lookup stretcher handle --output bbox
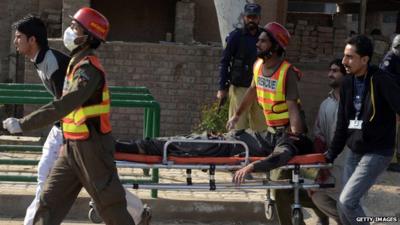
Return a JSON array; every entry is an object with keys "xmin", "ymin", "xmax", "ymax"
[{"xmin": 162, "ymin": 139, "xmax": 250, "ymax": 165}]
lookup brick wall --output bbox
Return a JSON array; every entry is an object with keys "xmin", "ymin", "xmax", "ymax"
[
  {"xmin": 24, "ymin": 40, "xmax": 330, "ymax": 139},
  {"xmin": 24, "ymin": 40, "xmax": 222, "ymax": 139},
  {"xmin": 286, "ymin": 20, "xmax": 347, "ymax": 64}
]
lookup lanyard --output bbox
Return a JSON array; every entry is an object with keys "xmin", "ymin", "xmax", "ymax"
[{"xmin": 353, "ymin": 75, "xmax": 367, "ymax": 119}]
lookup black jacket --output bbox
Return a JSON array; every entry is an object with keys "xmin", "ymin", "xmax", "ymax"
[
  {"xmin": 34, "ymin": 47, "xmax": 70, "ymax": 99},
  {"xmin": 328, "ymin": 66, "xmax": 400, "ymax": 160}
]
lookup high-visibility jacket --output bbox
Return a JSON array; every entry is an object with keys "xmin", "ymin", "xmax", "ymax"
[
  {"xmin": 62, "ymin": 55, "xmax": 111, "ymax": 140},
  {"xmin": 253, "ymin": 58, "xmax": 301, "ymax": 127}
]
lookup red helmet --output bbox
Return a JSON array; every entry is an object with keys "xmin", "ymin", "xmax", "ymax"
[
  {"xmin": 263, "ymin": 22, "xmax": 290, "ymax": 49},
  {"xmin": 73, "ymin": 7, "xmax": 109, "ymax": 42}
]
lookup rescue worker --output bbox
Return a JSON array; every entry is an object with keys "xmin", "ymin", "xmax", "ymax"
[
  {"xmin": 228, "ymin": 22, "xmax": 327, "ymax": 225},
  {"xmin": 12, "ymin": 15, "xmax": 69, "ymax": 225},
  {"xmin": 3, "ymin": 7, "xmax": 146, "ymax": 225},
  {"xmin": 380, "ymin": 34, "xmax": 400, "ymax": 172},
  {"xmin": 217, "ymin": 3, "xmax": 267, "ymax": 132}
]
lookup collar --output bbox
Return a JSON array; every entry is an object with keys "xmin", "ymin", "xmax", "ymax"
[
  {"xmin": 241, "ymin": 26, "xmax": 261, "ymax": 37},
  {"xmin": 328, "ymin": 90, "xmax": 339, "ymax": 101},
  {"xmin": 33, "ymin": 47, "xmax": 49, "ymax": 65},
  {"xmin": 69, "ymin": 47, "xmax": 95, "ymax": 70}
]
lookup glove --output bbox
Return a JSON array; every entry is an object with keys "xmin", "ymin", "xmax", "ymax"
[
  {"xmin": 323, "ymin": 151, "xmax": 334, "ymax": 164},
  {"xmin": 2, "ymin": 117, "xmax": 22, "ymax": 134}
]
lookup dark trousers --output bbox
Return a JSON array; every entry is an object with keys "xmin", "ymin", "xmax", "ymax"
[{"xmin": 33, "ymin": 131, "xmax": 134, "ymax": 225}]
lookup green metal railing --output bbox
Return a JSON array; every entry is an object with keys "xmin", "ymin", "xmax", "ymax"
[{"xmin": 0, "ymin": 83, "xmax": 160, "ymax": 197}]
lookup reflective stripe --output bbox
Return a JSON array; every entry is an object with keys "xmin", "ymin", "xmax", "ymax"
[
  {"xmin": 254, "ymin": 59, "xmax": 293, "ymax": 126},
  {"xmin": 63, "ymin": 122, "xmax": 89, "ymax": 133},
  {"xmin": 73, "ymin": 102, "xmax": 110, "ymax": 125},
  {"xmin": 62, "ymin": 55, "xmax": 111, "ymax": 140},
  {"xmin": 63, "ymin": 131, "xmax": 89, "ymax": 140}
]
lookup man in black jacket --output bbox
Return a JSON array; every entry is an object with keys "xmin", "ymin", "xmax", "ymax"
[
  {"xmin": 12, "ymin": 15, "xmax": 69, "ymax": 225},
  {"xmin": 325, "ymin": 35, "xmax": 400, "ymax": 225}
]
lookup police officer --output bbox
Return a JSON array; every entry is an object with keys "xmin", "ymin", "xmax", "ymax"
[
  {"xmin": 217, "ymin": 3, "xmax": 267, "ymax": 132},
  {"xmin": 12, "ymin": 15, "xmax": 69, "ymax": 225},
  {"xmin": 380, "ymin": 34, "xmax": 400, "ymax": 172},
  {"xmin": 3, "ymin": 8, "xmax": 136, "ymax": 225}
]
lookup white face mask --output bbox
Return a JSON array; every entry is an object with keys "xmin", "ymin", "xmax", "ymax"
[{"xmin": 63, "ymin": 27, "xmax": 79, "ymax": 52}]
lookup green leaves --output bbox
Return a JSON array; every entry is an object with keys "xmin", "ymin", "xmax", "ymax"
[{"xmin": 193, "ymin": 100, "xmax": 229, "ymax": 134}]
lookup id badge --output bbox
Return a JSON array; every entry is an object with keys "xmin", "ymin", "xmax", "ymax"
[{"xmin": 348, "ymin": 119, "xmax": 363, "ymax": 129}]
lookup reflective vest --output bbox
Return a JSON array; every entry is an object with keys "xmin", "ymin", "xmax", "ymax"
[
  {"xmin": 253, "ymin": 59, "xmax": 301, "ymax": 127},
  {"xmin": 62, "ymin": 55, "xmax": 111, "ymax": 140}
]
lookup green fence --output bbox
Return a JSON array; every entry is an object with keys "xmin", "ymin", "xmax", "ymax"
[{"xmin": 0, "ymin": 83, "xmax": 160, "ymax": 197}]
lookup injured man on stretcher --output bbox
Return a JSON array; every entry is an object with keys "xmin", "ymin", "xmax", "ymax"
[{"xmin": 115, "ymin": 129, "xmax": 314, "ymax": 173}]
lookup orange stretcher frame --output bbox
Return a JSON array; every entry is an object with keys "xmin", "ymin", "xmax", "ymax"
[
  {"xmin": 114, "ymin": 152, "xmax": 326, "ymax": 166},
  {"xmin": 113, "ymin": 140, "xmax": 333, "ymax": 225}
]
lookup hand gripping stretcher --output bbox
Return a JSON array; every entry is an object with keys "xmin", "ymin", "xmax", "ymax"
[{"xmin": 91, "ymin": 139, "xmax": 334, "ymax": 225}]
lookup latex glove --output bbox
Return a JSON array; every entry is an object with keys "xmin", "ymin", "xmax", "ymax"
[
  {"xmin": 2, "ymin": 117, "xmax": 22, "ymax": 134},
  {"xmin": 226, "ymin": 115, "xmax": 239, "ymax": 131}
]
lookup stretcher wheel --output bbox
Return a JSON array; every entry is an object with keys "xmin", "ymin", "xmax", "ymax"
[
  {"xmin": 264, "ymin": 200, "xmax": 275, "ymax": 220},
  {"xmin": 291, "ymin": 208, "xmax": 303, "ymax": 225},
  {"xmin": 88, "ymin": 208, "xmax": 103, "ymax": 224}
]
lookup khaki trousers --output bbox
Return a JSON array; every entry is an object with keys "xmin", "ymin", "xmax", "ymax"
[
  {"xmin": 33, "ymin": 130, "xmax": 134, "ymax": 225},
  {"xmin": 272, "ymin": 169, "xmax": 328, "ymax": 225},
  {"xmin": 228, "ymin": 85, "xmax": 268, "ymax": 132}
]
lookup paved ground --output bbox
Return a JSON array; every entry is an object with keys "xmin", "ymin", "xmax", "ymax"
[
  {"xmin": 1, "ymin": 151, "xmax": 400, "ymax": 225},
  {"xmin": 0, "ymin": 218, "xmax": 272, "ymax": 225}
]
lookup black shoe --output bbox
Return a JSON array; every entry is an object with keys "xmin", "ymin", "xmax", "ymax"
[
  {"xmin": 387, "ymin": 163, "xmax": 400, "ymax": 172},
  {"xmin": 316, "ymin": 216, "xmax": 329, "ymax": 225},
  {"xmin": 138, "ymin": 204, "xmax": 152, "ymax": 225}
]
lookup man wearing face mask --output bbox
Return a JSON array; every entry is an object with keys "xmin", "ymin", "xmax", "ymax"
[
  {"xmin": 12, "ymin": 15, "xmax": 69, "ymax": 225},
  {"xmin": 217, "ymin": 3, "xmax": 267, "ymax": 132},
  {"xmin": 3, "ymin": 7, "xmax": 146, "ymax": 225}
]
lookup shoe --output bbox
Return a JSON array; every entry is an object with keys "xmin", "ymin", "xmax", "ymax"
[
  {"xmin": 138, "ymin": 204, "xmax": 152, "ymax": 225},
  {"xmin": 387, "ymin": 163, "xmax": 400, "ymax": 172},
  {"xmin": 316, "ymin": 216, "xmax": 329, "ymax": 225}
]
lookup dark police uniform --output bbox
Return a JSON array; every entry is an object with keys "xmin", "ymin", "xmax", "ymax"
[{"xmin": 219, "ymin": 27, "xmax": 267, "ymax": 131}]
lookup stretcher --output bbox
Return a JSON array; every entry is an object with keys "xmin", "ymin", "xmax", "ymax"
[{"xmin": 91, "ymin": 140, "xmax": 334, "ymax": 225}]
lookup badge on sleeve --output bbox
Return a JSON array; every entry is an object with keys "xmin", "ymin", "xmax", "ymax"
[{"xmin": 77, "ymin": 69, "xmax": 90, "ymax": 87}]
